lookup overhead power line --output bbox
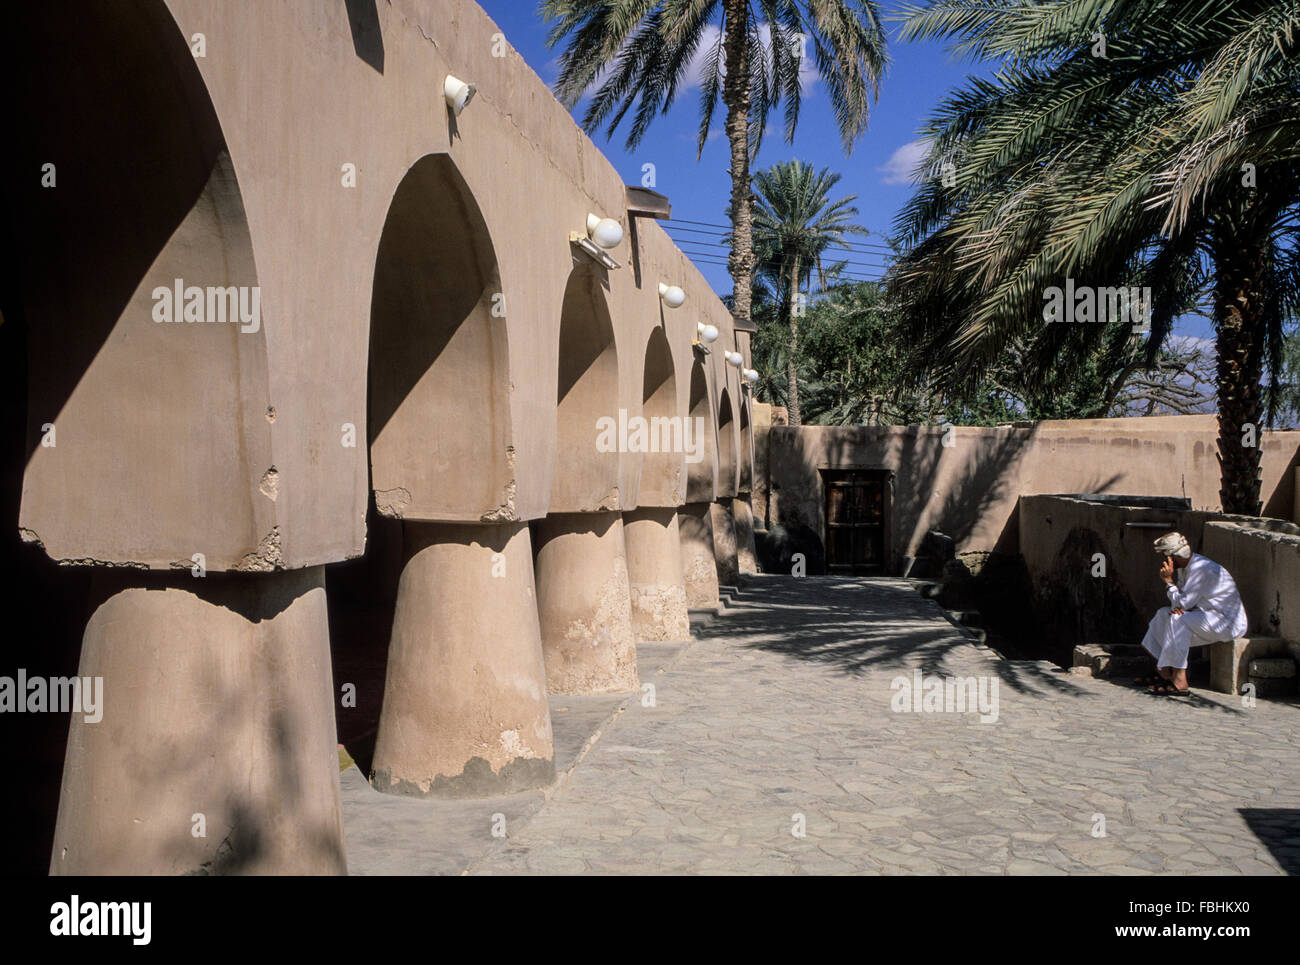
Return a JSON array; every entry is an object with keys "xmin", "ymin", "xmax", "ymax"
[
  {"xmin": 677, "ymin": 242, "xmax": 888, "ymax": 270},
  {"xmin": 664, "ymin": 217, "xmax": 898, "ymax": 256},
  {"xmin": 679, "ymin": 251, "xmax": 886, "ymax": 283},
  {"xmin": 672, "ymin": 241, "xmax": 893, "ymax": 272}
]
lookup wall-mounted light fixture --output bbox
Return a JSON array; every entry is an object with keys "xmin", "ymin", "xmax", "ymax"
[
  {"xmin": 658, "ymin": 283, "xmax": 686, "ymax": 309},
  {"xmin": 587, "ymin": 214, "xmax": 623, "ymax": 249},
  {"xmin": 444, "ymin": 75, "xmax": 477, "ymax": 116},
  {"xmin": 693, "ymin": 322, "xmax": 719, "ymax": 351},
  {"xmin": 743, "ymin": 367, "xmax": 759, "ymax": 384},
  {"xmin": 725, "ymin": 351, "xmax": 744, "ymax": 368},
  {"xmin": 571, "ymin": 213, "xmax": 623, "ymax": 269}
]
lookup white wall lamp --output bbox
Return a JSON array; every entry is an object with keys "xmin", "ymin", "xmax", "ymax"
[
  {"xmin": 571, "ymin": 213, "xmax": 623, "ymax": 269},
  {"xmin": 693, "ymin": 322, "xmax": 719, "ymax": 351},
  {"xmin": 658, "ymin": 282, "xmax": 686, "ymax": 309},
  {"xmin": 587, "ymin": 214, "xmax": 623, "ymax": 249},
  {"xmin": 444, "ymin": 75, "xmax": 477, "ymax": 116},
  {"xmin": 743, "ymin": 367, "xmax": 759, "ymax": 384},
  {"xmin": 725, "ymin": 351, "xmax": 744, "ymax": 368}
]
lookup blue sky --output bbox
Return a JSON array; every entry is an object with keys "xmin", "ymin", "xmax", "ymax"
[{"xmin": 478, "ymin": 1, "xmax": 1216, "ymax": 341}]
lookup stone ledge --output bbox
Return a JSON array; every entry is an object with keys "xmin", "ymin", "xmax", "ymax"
[
  {"xmin": 1249, "ymin": 658, "xmax": 1297, "ymax": 679},
  {"xmin": 1210, "ymin": 637, "xmax": 1291, "ymax": 695}
]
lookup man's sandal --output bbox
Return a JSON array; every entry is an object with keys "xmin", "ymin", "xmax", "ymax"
[{"xmin": 1147, "ymin": 683, "xmax": 1191, "ymax": 696}]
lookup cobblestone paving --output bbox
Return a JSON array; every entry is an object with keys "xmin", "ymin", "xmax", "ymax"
[{"xmin": 468, "ymin": 576, "xmax": 1300, "ymax": 875}]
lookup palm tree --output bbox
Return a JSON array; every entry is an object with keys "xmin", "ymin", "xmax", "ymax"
[
  {"xmin": 751, "ymin": 160, "xmax": 867, "ymax": 424},
  {"xmin": 890, "ymin": 0, "xmax": 1300, "ymax": 514},
  {"xmin": 541, "ymin": 0, "xmax": 887, "ymax": 331}
]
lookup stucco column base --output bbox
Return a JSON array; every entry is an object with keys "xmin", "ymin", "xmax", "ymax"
[
  {"xmin": 623, "ymin": 507, "xmax": 690, "ymax": 641},
  {"xmin": 733, "ymin": 497, "xmax": 758, "ymax": 574},
  {"xmin": 50, "ymin": 567, "xmax": 345, "ymax": 876},
  {"xmin": 711, "ymin": 501, "xmax": 741, "ymax": 586},
  {"xmin": 371, "ymin": 521, "xmax": 555, "ymax": 798},
  {"xmin": 534, "ymin": 511, "xmax": 638, "ymax": 695},
  {"xmin": 678, "ymin": 502, "xmax": 720, "ymax": 608}
]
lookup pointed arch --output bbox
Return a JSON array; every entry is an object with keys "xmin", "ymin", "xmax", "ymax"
[
  {"xmin": 638, "ymin": 326, "xmax": 679, "ymax": 505},
  {"xmin": 550, "ymin": 266, "xmax": 620, "ymax": 512},
  {"xmin": 368, "ymin": 154, "xmax": 511, "ymax": 521},
  {"xmin": 685, "ymin": 360, "xmax": 715, "ymax": 502},
  {"xmin": 718, "ymin": 388, "xmax": 738, "ymax": 498}
]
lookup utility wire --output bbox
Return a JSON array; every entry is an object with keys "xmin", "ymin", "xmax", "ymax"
[
  {"xmin": 673, "ymin": 242, "xmax": 892, "ymax": 272},
  {"xmin": 664, "ymin": 217, "xmax": 898, "ymax": 255},
  {"xmin": 681, "ymin": 252, "xmax": 886, "ymax": 283},
  {"xmin": 679, "ymin": 245, "xmax": 887, "ymax": 272},
  {"xmin": 667, "ymin": 227, "xmax": 893, "ymax": 258}
]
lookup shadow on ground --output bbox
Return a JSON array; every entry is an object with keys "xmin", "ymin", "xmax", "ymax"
[
  {"xmin": 1240, "ymin": 808, "xmax": 1300, "ymax": 875},
  {"xmin": 706, "ymin": 575, "xmax": 1120, "ymax": 702}
]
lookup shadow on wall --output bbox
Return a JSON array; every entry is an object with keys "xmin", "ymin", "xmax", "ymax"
[
  {"xmin": 9, "ymin": 0, "xmax": 231, "ymax": 468},
  {"xmin": 760, "ymin": 424, "xmax": 1042, "ymax": 575},
  {"xmin": 892, "ymin": 425, "xmax": 1046, "ymax": 564},
  {"xmin": 685, "ymin": 359, "xmax": 715, "ymax": 503},
  {"xmin": 774, "ymin": 423, "xmax": 1055, "ymax": 573},
  {"xmin": 0, "ymin": 0, "xmax": 256, "ymax": 875},
  {"xmin": 1030, "ymin": 525, "xmax": 1147, "ymax": 666},
  {"xmin": 552, "ymin": 263, "xmax": 619, "ymax": 512},
  {"xmin": 344, "ymin": 0, "xmax": 384, "ymax": 73},
  {"xmin": 639, "ymin": 326, "xmax": 680, "ymax": 504},
  {"xmin": 325, "ymin": 495, "xmax": 404, "ymax": 777},
  {"xmin": 367, "ymin": 153, "xmax": 511, "ymax": 521},
  {"xmin": 718, "ymin": 388, "xmax": 737, "ymax": 497},
  {"xmin": 1263, "ymin": 442, "xmax": 1300, "ymax": 520}
]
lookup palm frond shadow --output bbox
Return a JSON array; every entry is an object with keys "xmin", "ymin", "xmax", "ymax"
[{"xmin": 706, "ymin": 576, "xmax": 1094, "ymax": 699}]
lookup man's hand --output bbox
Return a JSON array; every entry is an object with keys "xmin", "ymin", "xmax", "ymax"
[{"xmin": 1159, "ymin": 556, "xmax": 1175, "ymax": 584}]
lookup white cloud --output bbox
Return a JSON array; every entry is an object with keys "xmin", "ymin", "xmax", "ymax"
[{"xmin": 877, "ymin": 140, "xmax": 930, "ymax": 186}]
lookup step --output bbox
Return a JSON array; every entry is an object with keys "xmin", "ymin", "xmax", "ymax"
[
  {"xmin": 1072, "ymin": 644, "xmax": 1150, "ymax": 679},
  {"xmin": 1210, "ymin": 637, "xmax": 1291, "ymax": 695},
  {"xmin": 1247, "ymin": 657, "xmax": 1298, "ymax": 698},
  {"xmin": 1249, "ymin": 657, "xmax": 1297, "ymax": 679}
]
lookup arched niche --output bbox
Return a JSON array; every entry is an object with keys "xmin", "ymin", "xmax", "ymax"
[
  {"xmin": 739, "ymin": 396, "xmax": 753, "ymax": 492},
  {"xmin": 367, "ymin": 154, "xmax": 512, "ymax": 521},
  {"xmin": 14, "ymin": 0, "xmax": 272, "ymax": 569},
  {"xmin": 718, "ymin": 388, "xmax": 738, "ymax": 498},
  {"xmin": 549, "ymin": 266, "xmax": 620, "ymax": 512},
  {"xmin": 684, "ymin": 359, "xmax": 715, "ymax": 503},
  {"xmin": 637, "ymin": 327, "xmax": 680, "ymax": 506}
]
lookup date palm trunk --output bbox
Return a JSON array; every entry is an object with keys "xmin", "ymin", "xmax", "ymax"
[
  {"xmin": 1211, "ymin": 221, "xmax": 1267, "ymax": 516},
  {"xmin": 722, "ymin": 0, "xmax": 753, "ymax": 332},
  {"xmin": 786, "ymin": 252, "xmax": 802, "ymax": 426}
]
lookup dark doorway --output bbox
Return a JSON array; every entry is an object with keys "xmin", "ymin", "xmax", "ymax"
[{"xmin": 823, "ymin": 470, "xmax": 890, "ymax": 573}]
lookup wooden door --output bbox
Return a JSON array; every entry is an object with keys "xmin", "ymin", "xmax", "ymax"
[{"xmin": 824, "ymin": 471, "xmax": 887, "ymax": 572}]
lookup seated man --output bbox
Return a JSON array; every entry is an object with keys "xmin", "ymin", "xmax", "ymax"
[{"xmin": 1138, "ymin": 531, "xmax": 1248, "ymax": 695}]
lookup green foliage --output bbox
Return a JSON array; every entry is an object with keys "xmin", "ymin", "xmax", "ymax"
[
  {"xmin": 752, "ymin": 280, "xmax": 1217, "ymax": 426},
  {"xmin": 542, "ymin": 0, "xmax": 888, "ymax": 156},
  {"xmin": 751, "ymin": 159, "xmax": 867, "ymax": 299},
  {"xmin": 890, "ymin": 0, "xmax": 1300, "ymax": 416},
  {"xmin": 1278, "ymin": 321, "xmax": 1300, "ymax": 427}
]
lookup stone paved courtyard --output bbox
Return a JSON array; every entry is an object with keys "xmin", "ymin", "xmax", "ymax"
[{"xmin": 343, "ymin": 575, "xmax": 1300, "ymax": 875}]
